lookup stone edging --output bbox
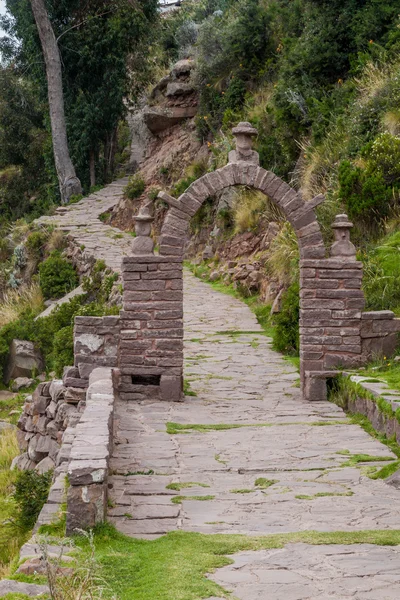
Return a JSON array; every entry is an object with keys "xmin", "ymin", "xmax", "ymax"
[{"xmin": 66, "ymin": 367, "xmax": 115, "ymax": 535}]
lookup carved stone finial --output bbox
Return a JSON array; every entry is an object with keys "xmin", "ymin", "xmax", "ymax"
[
  {"xmin": 331, "ymin": 213, "xmax": 356, "ymax": 259},
  {"xmin": 132, "ymin": 202, "xmax": 155, "ymax": 256},
  {"xmin": 229, "ymin": 121, "xmax": 259, "ymax": 165}
]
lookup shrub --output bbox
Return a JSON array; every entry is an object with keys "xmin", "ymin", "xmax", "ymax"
[
  {"xmin": 38, "ymin": 252, "xmax": 79, "ymax": 300},
  {"xmin": 52, "ymin": 325, "xmax": 74, "ymax": 378},
  {"xmin": 362, "ymin": 231, "xmax": 400, "ymax": 314},
  {"xmin": 272, "ymin": 282, "xmax": 300, "ymax": 355},
  {"xmin": 13, "ymin": 469, "xmax": 52, "ymax": 531},
  {"xmin": 25, "ymin": 230, "xmax": 48, "ymax": 260},
  {"xmin": 124, "ymin": 173, "xmax": 145, "ymax": 200},
  {"xmin": 338, "ymin": 160, "xmax": 391, "ymax": 225}
]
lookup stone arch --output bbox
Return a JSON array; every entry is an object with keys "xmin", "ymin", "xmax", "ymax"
[
  {"xmin": 158, "ymin": 163, "xmax": 326, "ymax": 260},
  {"xmin": 120, "ymin": 123, "xmax": 398, "ymax": 404}
]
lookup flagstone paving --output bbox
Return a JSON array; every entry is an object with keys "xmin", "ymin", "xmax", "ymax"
[
  {"xmin": 108, "ymin": 271, "xmax": 400, "ymax": 598},
  {"xmin": 36, "ymin": 178, "xmax": 132, "ymax": 272}
]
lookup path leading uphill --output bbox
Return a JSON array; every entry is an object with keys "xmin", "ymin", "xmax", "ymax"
[
  {"xmin": 37, "ymin": 178, "xmax": 132, "ymax": 273},
  {"xmin": 109, "ymin": 271, "xmax": 400, "ymax": 600}
]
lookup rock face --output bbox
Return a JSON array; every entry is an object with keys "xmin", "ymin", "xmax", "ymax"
[
  {"xmin": 5, "ymin": 340, "xmax": 44, "ymax": 384},
  {"xmin": 143, "ymin": 106, "xmax": 198, "ymax": 134}
]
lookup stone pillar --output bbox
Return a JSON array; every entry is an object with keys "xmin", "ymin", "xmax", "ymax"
[
  {"xmin": 118, "ymin": 203, "xmax": 183, "ymax": 401},
  {"xmin": 301, "ymin": 214, "xmax": 364, "ymax": 401}
]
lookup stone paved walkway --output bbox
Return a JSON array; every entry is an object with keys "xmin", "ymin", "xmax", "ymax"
[
  {"xmin": 109, "ymin": 271, "xmax": 400, "ymax": 599},
  {"xmin": 37, "ymin": 178, "xmax": 132, "ymax": 273}
]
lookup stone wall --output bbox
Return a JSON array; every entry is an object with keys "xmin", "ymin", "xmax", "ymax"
[
  {"xmin": 66, "ymin": 368, "xmax": 115, "ymax": 535},
  {"xmin": 14, "ymin": 381, "xmax": 84, "ymax": 474},
  {"xmin": 73, "ymin": 315, "xmax": 120, "ymax": 383},
  {"xmin": 118, "ymin": 255, "xmax": 183, "ymax": 402},
  {"xmin": 361, "ymin": 311, "xmax": 400, "ymax": 359}
]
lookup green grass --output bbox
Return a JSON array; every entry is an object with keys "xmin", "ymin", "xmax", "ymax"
[
  {"xmin": 166, "ymin": 482, "xmax": 210, "ymax": 491},
  {"xmin": 295, "ymin": 492, "xmax": 354, "ymax": 500},
  {"xmin": 0, "ymin": 429, "xmax": 29, "ymax": 573},
  {"xmin": 68, "ymin": 524, "xmax": 400, "ymax": 600},
  {"xmin": 166, "ymin": 421, "xmax": 349, "ymax": 434},
  {"xmin": 230, "ymin": 489, "xmax": 254, "ymax": 494},
  {"xmin": 255, "ymin": 478, "xmax": 278, "ymax": 489},
  {"xmin": 183, "ymin": 379, "xmax": 197, "ymax": 397},
  {"xmin": 171, "ymin": 495, "xmax": 215, "ymax": 504}
]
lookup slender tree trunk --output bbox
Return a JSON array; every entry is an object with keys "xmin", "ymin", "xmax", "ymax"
[
  {"xmin": 30, "ymin": 0, "xmax": 82, "ymax": 204},
  {"xmin": 89, "ymin": 150, "xmax": 96, "ymax": 188}
]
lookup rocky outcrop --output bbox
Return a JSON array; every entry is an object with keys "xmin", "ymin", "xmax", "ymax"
[{"xmin": 5, "ymin": 339, "xmax": 44, "ymax": 384}]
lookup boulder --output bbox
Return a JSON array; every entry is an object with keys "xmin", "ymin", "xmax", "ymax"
[
  {"xmin": 11, "ymin": 452, "xmax": 36, "ymax": 471},
  {"xmin": 166, "ymin": 82, "xmax": 195, "ymax": 97},
  {"xmin": 143, "ymin": 106, "xmax": 197, "ymax": 134},
  {"xmin": 27, "ymin": 433, "xmax": 53, "ymax": 462},
  {"xmin": 171, "ymin": 59, "xmax": 195, "ymax": 78},
  {"xmin": 35, "ymin": 456, "xmax": 55, "ymax": 474},
  {"xmin": 0, "ymin": 420, "xmax": 15, "ymax": 432},
  {"xmin": 11, "ymin": 377, "xmax": 34, "ymax": 392},
  {"xmin": 5, "ymin": 340, "xmax": 44, "ymax": 384}
]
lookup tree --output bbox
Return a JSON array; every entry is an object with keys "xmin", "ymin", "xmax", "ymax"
[
  {"xmin": 1, "ymin": 0, "xmax": 158, "ymax": 200},
  {"xmin": 30, "ymin": 0, "xmax": 82, "ymax": 204}
]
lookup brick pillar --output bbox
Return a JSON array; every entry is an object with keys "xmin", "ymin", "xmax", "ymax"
[
  {"xmin": 300, "ymin": 257, "xmax": 364, "ymax": 400},
  {"xmin": 118, "ymin": 255, "xmax": 184, "ymax": 401}
]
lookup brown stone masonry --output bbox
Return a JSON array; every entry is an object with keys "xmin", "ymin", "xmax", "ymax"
[{"xmin": 119, "ymin": 255, "xmax": 184, "ymax": 402}]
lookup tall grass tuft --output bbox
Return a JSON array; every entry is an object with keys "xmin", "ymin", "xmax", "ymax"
[
  {"xmin": 232, "ymin": 187, "xmax": 283, "ymax": 233},
  {"xmin": 267, "ymin": 222, "xmax": 299, "ymax": 285},
  {"xmin": 0, "ymin": 282, "xmax": 44, "ymax": 327}
]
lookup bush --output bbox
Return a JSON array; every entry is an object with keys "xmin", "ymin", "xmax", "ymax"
[
  {"xmin": 25, "ymin": 230, "xmax": 48, "ymax": 260},
  {"xmin": 38, "ymin": 252, "xmax": 79, "ymax": 300},
  {"xmin": 124, "ymin": 173, "xmax": 145, "ymax": 200},
  {"xmin": 13, "ymin": 469, "xmax": 52, "ymax": 531},
  {"xmin": 362, "ymin": 231, "xmax": 400, "ymax": 314},
  {"xmin": 52, "ymin": 325, "xmax": 74, "ymax": 377},
  {"xmin": 272, "ymin": 282, "xmax": 300, "ymax": 355}
]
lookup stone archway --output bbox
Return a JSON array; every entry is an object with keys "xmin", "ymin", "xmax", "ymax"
[{"xmin": 116, "ymin": 123, "xmax": 399, "ymax": 403}]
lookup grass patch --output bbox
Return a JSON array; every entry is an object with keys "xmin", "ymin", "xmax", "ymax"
[
  {"xmin": 295, "ymin": 492, "xmax": 354, "ymax": 500},
  {"xmin": 183, "ymin": 379, "xmax": 197, "ymax": 397},
  {"xmin": 171, "ymin": 495, "xmax": 215, "ymax": 504},
  {"xmin": 166, "ymin": 482, "xmax": 210, "ymax": 491},
  {"xmin": 69, "ymin": 524, "xmax": 400, "ymax": 600},
  {"xmin": 230, "ymin": 489, "xmax": 254, "ymax": 494},
  {"xmin": 255, "ymin": 478, "xmax": 278, "ymax": 489},
  {"xmin": 214, "ymin": 454, "xmax": 227, "ymax": 465},
  {"xmin": 166, "ymin": 421, "xmax": 349, "ymax": 434}
]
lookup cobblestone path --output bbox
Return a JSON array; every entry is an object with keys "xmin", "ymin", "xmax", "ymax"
[
  {"xmin": 109, "ymin": 271, "xmax": 400, "ymax": 599},
  {"xmin": 37, "ymin": 178, "xmax": 132, "ymax": 273}
]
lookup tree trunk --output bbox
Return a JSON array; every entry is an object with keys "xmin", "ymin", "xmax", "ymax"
[
  {"xmin": 30, "ymin": 0, "xmax": 82, "ymax": 204},
  {"xmin": 89, "ymin": 150, "xmax": 96, "ymax": 188}
]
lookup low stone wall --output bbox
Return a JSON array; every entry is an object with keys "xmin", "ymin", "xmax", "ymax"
[
  {"xmin": 15, "ymin": 381, "xmax": 84, "ymax": 473},
  {"xmin": 66, "ymin": 367, "xmax": 115, "ymax": 535},
  {"xmin": 361, "ymin": 311, "xmax": 400, "ymax": 359}
]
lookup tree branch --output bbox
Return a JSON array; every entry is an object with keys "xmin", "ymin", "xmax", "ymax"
[{"xmin": 56, "ymin": 10, "xmax": 114, "ymax": 43}]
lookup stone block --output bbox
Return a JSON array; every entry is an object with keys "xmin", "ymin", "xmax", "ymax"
[
  {"xmin": 68, "ymin": 459, "xmax": 108, "ymax": 485},
  {"xmin": 304, "ymin": 375, "xmax": 327, "ymax": 402},
  {"xmin": 64, "ymin": 387, "xmax": 86, "ymax": 404},
  {"xmin": 66, "ymin": 483, "xmax": 107, "ymax": 535},
  {"xmin": 32, "ymin": 395, "xmax": 50, "ymax": 415},
  {"xmin": 5, "ymin": 339, "xmax": 44, "ymax": 384}
]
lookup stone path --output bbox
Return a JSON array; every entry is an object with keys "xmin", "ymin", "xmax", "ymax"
[
  {"xmin": 109, "ymin": 271, "xmax": 400, "ymax": 598},
  {"xmin": 37, "ymin": 178, "xmax": 132, "ymax": 273}
]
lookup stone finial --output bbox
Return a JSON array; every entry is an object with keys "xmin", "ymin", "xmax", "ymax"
[
  {"xmin": 131, "ymin": 202, "xmax": 155, "ymax": 256},
  {"xmin": 228, "ymin": 121, "xmax": 259, "ymax": 165},
  {"xmin": 331, "ymin": 213, "xmax": 356, "ymax": 259}
]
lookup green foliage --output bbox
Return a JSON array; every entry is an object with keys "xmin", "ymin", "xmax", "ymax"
[
  {"xmin": 362, "ymin": 231, "xmax": 400, "ymax": 313},
  {"xmin": 13, "ymin": 469, "xmax": 52, "ymax": 531},
  {"xmin": 272, "ymin": 282, "xmax": 300, "ymax": 356},
  {"xmin": 82, "ymin": 259, "xmax": 118, "ymax": 304},
  {"xmin": 38, "ymin": 252, "xmax": 79, "ymax": 300},
  {"xmin": 69, "ymin": 523, "xmax": 400, "ymax": 600},
  {"xmin": 52, "ymin": 326, "xmax": 74, "ymax": 378},
  {"xmin": 124, "ymin": 173, "xmax": 146, "ymax": 200},
  {"xmin": 24, "ymin": 230, "xmax": 48, "ymax": 260}
]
